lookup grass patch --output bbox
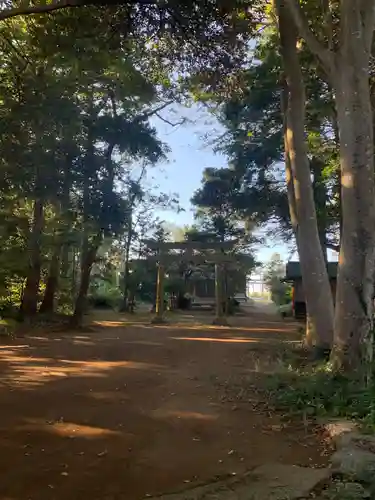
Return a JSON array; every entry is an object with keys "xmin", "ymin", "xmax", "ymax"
[
  {"xmin": 0, "ymin": 318, "xmax": 18, "ymax": 337},
  {"xmin": 265, "ymin": 350, "xmax": 375, "ymax": 430}
]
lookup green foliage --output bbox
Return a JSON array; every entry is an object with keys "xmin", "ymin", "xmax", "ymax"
[
  {"xmin": 0, "ymin": 0, "xmax": 269, "ymax": 321},
  {"xmin": 267, "ymin": 361, "xmax": 375, "ymax": 429},
  {"xmin": 191, "ymin": 167, "xmax": 257, "ymax": 284},
  {"xmin": 266, "ymin": 276, "xmax": 291, "ymax": 305},
  {"xmin": 88, "ymin": 284, "xmax": 123, "ymax": 310},
  {"xmin": 0, "ymin": 9, "xmax": 173, "ymax": 318},
  {"xmin": 264, "ymin": 253, "xmax": 291, "ymax": 306},
  {"xmin": 191, "ymin": 166, "xmax": 259, "ymax": 261},
  {"xmin": 250, "ymin": 291, "xmax": 269, "ymax": 298},
  {"xmin": 321, "ymin": 481, "xmax": 371, "ymax": 500},
  {"xmin": 210, "ymin": 27, "xmax": 340, "ymax": 249}
]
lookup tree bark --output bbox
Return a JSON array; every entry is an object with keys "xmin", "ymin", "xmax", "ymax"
[
  {"xmin": 281, "ymin": 80, "xmax": 298, "ymax": 235},
  {"xmin": 277, "ymin": 0, "xmax": 334, "ymax": 348},
  {"xmin": 120, "ymin": 216, "xmax": 133, "ymax": 312},
  {"xmin": 20, "ymin": 198, "xmax": 44, "ymax": 319},
  {"xmin": 70, "ymin": 234, "xmax": 101, "ymax": 327},
  {"xmin": 39, "ymin": 240, "xmax": 62, "ymax": 314},
  {"xmin": 331, "ymin": 110, "xmax": 342, "ymax": 248},
  {"xmin": 70, "ymin": 109, "xmax": 97, "ymax": 328},
  {"xmin": 282, "ymin": 79, "xmax": 316, "ymax": 348},
  {"xmin": 312, "ymin": 157, "xmax": 328, "ymax": 263},
  {"xmin": 304, "ymin": 313, "xmax": 315, "ymax": 348},
  {"xmin": 330, "ymin": 11, "xmax": 375, "ymax": 371},
  {"xmin": 60, "ymin": 243, "xmax": 70, "ymax": 279},
  {"xmin": 285, "ymin": 0, "xmax": 375, "ymax": 374},
  {"xmin": 213, "ymin": 263, "xmax": 225, "ymax": 324}
]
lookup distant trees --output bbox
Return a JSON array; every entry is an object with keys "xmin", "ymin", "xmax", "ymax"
[
  {"xmin": 264, "ymin": 253, "xmax": 291, "ymax": 306},
  {"xmin": 191, "ymin": 167, "xmax": 257, "ymax": 302},
  {"xmin": 0, "ymin": 0, "xmax": 262, "ymax": 327},
  {"xmin": 192, "ymin": 167, "xmax": 257, "ymax": 253},
  {"xmin": 0, "ymin": 0, "xmax": 374, "ymax": 377},
  {"xmin": 0, "ymin": 10, "xmax": 169, "ymax": 325}
]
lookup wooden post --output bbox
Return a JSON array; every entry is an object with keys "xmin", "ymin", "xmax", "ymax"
[
  {"xmin": 223, "ymin": 263, "xmax": 229, "ymax": 315},
  {"xmin": 215, "ymin": 263, "xmax": 222, "ymax": 318},
  {"xmin": 152, "ymin": 262, "xmax": 166, "ymax": 324},
  {"xmin": 213, "ymin": 263, "xmax": 227, "ymax": 325}
]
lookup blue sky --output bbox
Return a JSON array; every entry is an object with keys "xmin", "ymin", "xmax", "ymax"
[{"xmin": 148, "ymin": 104, "xmax": 290, "ymax": 263}]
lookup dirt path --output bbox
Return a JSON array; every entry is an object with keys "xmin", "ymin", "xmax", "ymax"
[{"xmin": 0, "ymin": 309, "xmax": 328, "ymax": 500}]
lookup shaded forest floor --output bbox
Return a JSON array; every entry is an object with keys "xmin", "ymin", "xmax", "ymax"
[{"xmin": 0, "ymin": 305, "xmax": 331, "ymax": 499}]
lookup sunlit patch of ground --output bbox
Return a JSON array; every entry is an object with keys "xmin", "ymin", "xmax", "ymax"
[
  {"xmin": 0, "ymin": 348, "xmax": 164, "ymax": 389},
  {"xmin": 170, "ymin": 336, "xmax": 300, "ymax": 344},
  {"xmin": 17, "ymin": 419, "xmax": 123, "ymax": 439},
  {"xmin": 0, "ymin": 308, "xmax": 328, "ymax": 500}
]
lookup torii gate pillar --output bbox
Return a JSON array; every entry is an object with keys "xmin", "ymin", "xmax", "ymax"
[{"xmin": 151, "ymin": 262, "xmax": 166, "ymax": 324}]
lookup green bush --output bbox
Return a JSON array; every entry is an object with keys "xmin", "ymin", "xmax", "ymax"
[
  {"xmin": 266, "ymin": 363, "xmax": 375, "ymax": 429},
  {"xmin": 268, "ymin": 277, "xmax": 291, "ymax": 305},
  {"xmin": 88, "ymin": 284, "xmax": 122, "ymax": 310}
]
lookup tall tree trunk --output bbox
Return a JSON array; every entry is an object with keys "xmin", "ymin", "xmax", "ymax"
[
  {"xmin": 70, "ymin": 108, "xmax": 97, "ymax": 328},
  {"xmin": 281, "ymin": 83, "xmax": 298, "ymax": 238},
  {"xmin": 59, "ymin": 156, "xmax": 72, "ymax": 280},
  {"xmin": 70, "ymin": 234, "xmax": 101, "ymax": 327},
  {"xmin": 331, "ymin": 110, "xmax": 342, "ymax": 248},
  {"xmin": 282, "ymin": 80, "xmax": 315, "ymax": 346},
  {"xmin": 120, "ymin": 216, "xmax": 133, "ymax": 312},
  {"xmin": 312, "ymin": 157, "xmax": 328, "ymax": 263},
  {"xmin": 60, "ymin": 243, "xmax": 70, "ymax": 278},
  {"xmin": 309, "ymin": 158, "xmax": 329, "ymax": 349},
  {"xmin": 285, "ymin": 0, "xmax": 375, "ymax": 376},
  {"xmin": 20, "ymin": 197, "xmax": 44, "ymax": 319},
  {"xmin": 39, "ymin": 238, "xmax": 62, "ymax": 314},
  {"xmin": 71, "ymin": 245, "xmax": 79, "ymax": 297},
  {"xmin": 277, "ymin": 0, "xmax": 334, "ymax": 349},
  {"xmin": 282, "ymin": 81, "xmax": 315, "ymax": 348},
  {"xmin": 330, "ymin": 20, "xmax": 375, "ymax": 371}
]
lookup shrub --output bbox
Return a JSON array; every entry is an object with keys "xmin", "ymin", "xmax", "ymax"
[
  {"xmin": 88, "ymin": 286, "xmax": 122, "ymax": 310},
  {"xmin": 266, "ymin": 361, "xmax": 375, "ymax": 429}
]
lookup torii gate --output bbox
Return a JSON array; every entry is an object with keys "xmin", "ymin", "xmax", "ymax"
[{"xmin": 144, "ymin": 239, "xmax": 237, "ymax": 326}]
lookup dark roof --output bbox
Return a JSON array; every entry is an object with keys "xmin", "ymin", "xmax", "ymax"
[{"xmin": 285, "ymin": 261, "xmax": 338, "ymax": 280}]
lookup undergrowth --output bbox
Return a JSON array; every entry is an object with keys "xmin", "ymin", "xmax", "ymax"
[{"xmin": 265, "ymin": 350, "xmax": 375, "ymax": 430}]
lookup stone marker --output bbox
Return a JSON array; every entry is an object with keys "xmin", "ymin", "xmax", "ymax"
[
  {"xmin": 331, "ymin": 447, "xmax": 375, "ymax": 483},
  {"xmin": 237, "ymin": 463, "xmax": 331, "ymax": 500}
]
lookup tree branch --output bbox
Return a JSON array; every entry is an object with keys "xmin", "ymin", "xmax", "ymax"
[
  {"xmin": 155, "ymin": 112, "xmax": 186, "ymax": 127},
  {"xmin": 105, "ymin": 142, "xmax": 115, "ymax": 164},
  {"xmin": 0, "ymin": 0, "xmax": 82, "ymax": 21},
  {"xmin": 134, "ymin": 100, "xmax": 173, "ymax": 122},
  {"xmin": 0, "ymin": 0, "xmax": 158, "ymax": 21},
  {"xmin": 0, "ymin": 32, "xmax": 31, "ymax": 70},
  {"xmin": 321, "ymin": 0, "xmax": 334, "ymax": 52},
  {"xmin": 284, "ymin": 0, "xmax": 333, "ymax": 73}
]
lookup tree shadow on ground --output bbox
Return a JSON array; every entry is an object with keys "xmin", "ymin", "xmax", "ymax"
[{"xmin": 0, "ymin": 312, "xmax": 330, "ymax": 500}]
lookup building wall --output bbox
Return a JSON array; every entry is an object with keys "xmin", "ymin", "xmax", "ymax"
[
  {"xmin": 191, "ymin": 279, "xmax": 216, "ymax": 298},
  {"xmin": 294, "ymin": 278, "xmax": 337, "ymax": 303},
  {"xmin": 187, "ymin": 270, "xmax": 247, "ymax": 298},
  {"xmin": 293, "ymin": 280, "xmax": 304, "ymax": 302}
]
